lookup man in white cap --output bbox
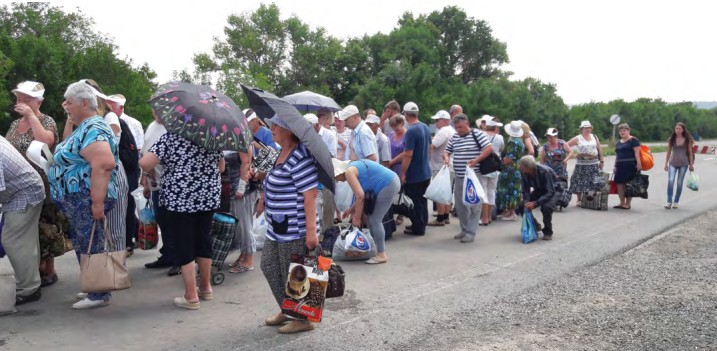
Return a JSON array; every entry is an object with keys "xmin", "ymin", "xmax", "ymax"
[
  {"xmin": 338, "ymin": 105, "xmax": 377, "ymax": 162},
  {"xmin": 106, "ymin": 94, "xmax": 144, "ymax": 153},
  {"xmin": 365, "ymin": 114, "xmax": 391, "ymax": 167},
  {"xmin": 245, "ymin": 109, "xmax": 278, "ymax": 151},
  {"xmin": 428, "ymin": 110, "xmax": 455, "ymax": 226},
  {"xmin": 401, "ymin": 102, "xmax": 432, "ymax": 236},
  {"xmin": 1, "ymin": 136, "xmax": 45, "ymax": 305}
]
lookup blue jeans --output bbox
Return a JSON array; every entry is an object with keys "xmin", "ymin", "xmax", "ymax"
[{"xmin": 667, "ymin": 165, "xmax": 688, "ymax": 203}]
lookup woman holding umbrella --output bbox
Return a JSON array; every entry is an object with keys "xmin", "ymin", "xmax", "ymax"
[
  {"xmin": 256, "ymin": 114, "xmax": 321, "ymax": 334},
  {"xmin": 141, "ymin": 82, "xmax": 251, "ymax": 310}
]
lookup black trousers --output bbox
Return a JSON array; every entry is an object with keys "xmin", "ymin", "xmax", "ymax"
[
  {"xmin": 153, "ymin": 190, "xmax": 176, "ymax": 265},
  {"xmin": 405, "ymin": 178, "xmax": 430, "ymax": 235},
  {"xmin": 125, "ymin": 169, "xmax": 140, "ymax": 247},
  {"xmin": 532, "ymin": 192, "xmax": 559, "ymax": 236}
]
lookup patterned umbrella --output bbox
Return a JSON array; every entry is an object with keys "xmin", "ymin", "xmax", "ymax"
[
  {"xmin": 241, "ymin": 85, "xmax": 335, "ymax": 193},
  {"xmin": 282, "ymin": 91, "xmax": 341, "ymax": 112},
  {"xmin": 148, "ymin": 82, "xmax": 252, "ymax": 152}
]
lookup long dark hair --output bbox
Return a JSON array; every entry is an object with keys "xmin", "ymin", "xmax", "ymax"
[{"xmin": 668, "ymin": 122, "xmax": 694, "ymax": 147}]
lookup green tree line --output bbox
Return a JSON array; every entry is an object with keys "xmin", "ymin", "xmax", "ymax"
[
  {"xmin": 2, "ymin": 3, "xmax": 714, "ymax": 142},
  {"xmin": 0, "ymin": 3, "xmax": 156, "ymax": 134}
]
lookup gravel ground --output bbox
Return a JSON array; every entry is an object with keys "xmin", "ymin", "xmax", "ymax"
[{"xmin": 397, "ymin": 211, "xmax": 717, "ymax": 351}]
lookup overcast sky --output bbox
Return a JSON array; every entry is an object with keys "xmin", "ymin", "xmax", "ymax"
[{"xmin": 52, "ymin": 0, "xmax": 716, "ymax": 104}]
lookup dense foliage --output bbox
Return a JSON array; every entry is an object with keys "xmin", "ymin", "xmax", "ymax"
[
  {"xmin": 0, "ymin": 3, "xmax": 157, "ymax": 134},
  {"xmin": 1, "ymin": 3, "xmax": 713, "ymax": 141}
]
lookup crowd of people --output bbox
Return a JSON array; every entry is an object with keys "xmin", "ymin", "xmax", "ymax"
[{"xmin": 0, "ymin": 79, "xmax": 699, "ymax": 334}]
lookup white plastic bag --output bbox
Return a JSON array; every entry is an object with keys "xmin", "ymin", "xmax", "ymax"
[
  {"xmin": 0, "ymin": 258, "xmax": 16, "ymax": 316},
  {"xmin": 462, "ymin": 167, "xmax": 487, "ymax": 207},
  {"xmin": 252, "ymin": 214, "xmax": 268, "ymax": 250},
  {"xmin": 131, "ymin": 187, "xmax": 148, "ymax": 217},
  {"xmin": 333, "ymin": 226, "xmax": 376, "ymax": 261},
  {"xmin": 424, "ymin": 165, "xmax": 453, "ymax": 204},
  {"xmin": 335, "ymin": 181, "xmax": 354, "ymax": 212}
]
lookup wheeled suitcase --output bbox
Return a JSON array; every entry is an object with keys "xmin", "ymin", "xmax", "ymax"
[{"xmin": 209, "ymin": 212, "xmax": 238, "ymax": 285}]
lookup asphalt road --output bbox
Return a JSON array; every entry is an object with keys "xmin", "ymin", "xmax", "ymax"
[{"xmin": 1, "ymin": 152, "xmax": 716, "ymax": 351}]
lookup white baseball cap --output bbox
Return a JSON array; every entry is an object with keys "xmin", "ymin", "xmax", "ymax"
[
  {"xmin": 304, "ymin": 113, "xmax": 319, "ymax": 125},
  {"xmin": 431, "ymin": 110, "xmax": 450, "ymax": 120},
  {"xmin": 546, "ymin": 128, "xmax": 559, "ymax": 136},
  {"xmin": 12, "ymin": 81, "xmax": 45, "ymax": 99},
  {"xmin": 338, "ymin": 105, "xmax": 360, "ymax": 120},
  {"xmin": 403, "ymin": 102, "xmax": 419, "ymax": 114},
  {"xmin": 580, "ymin": 120, "xmax": 593, "ymax": 129},
  {"xmin": 365, "ymin": 114, "xmax": 381, "ymax": 124},
  {"xmin": 106, "ymin": 94, "xmax": 127, "ymax": 106}
]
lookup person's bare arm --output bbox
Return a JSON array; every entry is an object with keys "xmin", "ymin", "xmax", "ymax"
[
  {"xmin": 467, "ymin": 145, "xmax": 494, "ymax": 168},
  {"xmin": 63, "ymin": 120, "xmax": 74, "ymax": 139},
  {"xmin": 15, "ymin": 105, "xmax": 55, "ymax": 146},
  {"xmin": 524, "ymin": 139, "xmax": 535, "ymax": 156},
  {"xmin": 633, "ymin": 145, "xmax": 642, "ymax": 171},
  {"xmin": 80, "ymin": 142, "xmax": 115, "ymax": 220},
  {"xmin": 664, "ymin": 142, "xmax": 672, "ymax": 171},
  {"xmin": 302, "ymin": 188, "xmax": 319, "ymax": 249},
  {"xmin": 344, "ymin": 168, "xmax": 365, "ymax": 227},
  {"xmin": 218, "ymin": 158, "xmax": 226, "ymax": 173},
  {"xmin": 563, "ymin": 142, "xmax": 574, "ymax": 162},
  {"xmin": 401, "ymin": 150, "xmax": 414, "ymax": 184},
  {"xmin": 389, "ymin": 152, "xmax": 404, "ymax": 167}
]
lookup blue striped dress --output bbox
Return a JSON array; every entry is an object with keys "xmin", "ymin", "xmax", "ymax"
[{"xmin": 263, "ymin": 143, "xmax": 320, "ymax": 242}]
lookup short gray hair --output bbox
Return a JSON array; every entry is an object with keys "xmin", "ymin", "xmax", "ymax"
[
  {"xmin": 64, "ymin": 81, "xmax": 98, "ymax": 112},
  {"xmin": 449, "ymin": 105, "xmax": 463, "ymax": 114},
  {"xmin": 519, "ymin": 155, "xmax": 537, "ymax": 169},
  {"xmin": 453, "ymin": 113, "xmax": 469, "ymax": 124}
]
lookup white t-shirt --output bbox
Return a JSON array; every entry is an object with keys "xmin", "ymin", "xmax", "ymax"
[
  {"xmin": 430, "ymin": 125, "xmax": 456, "ymax": 171},
  {"xmin": 104, "ymin": 112, "xmax": 122, "ymax": 145},
  {"xmin": 318, "ymin": 126, "xmax": 338, "ymax": 158},
  {"xmin": 376, "ymin": 130, "xmax": 391, "ymax": 163},
  {"xmin": 120, "ymin": 113, "xmax": 145, "ymax": 151},
  {"xmin": 142, "ymin": 121, "xmax": 167, "ymax": 190}
]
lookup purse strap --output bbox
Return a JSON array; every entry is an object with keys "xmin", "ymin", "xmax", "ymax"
[{"xmin": 85, "ymin": 219, "xmax": 113, "ymax": 255}]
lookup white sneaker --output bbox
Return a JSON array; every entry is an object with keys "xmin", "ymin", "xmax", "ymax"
[
  {"xmin": 73, "ymin": 298, "xmax": 110, "ymax": 310},
  {"xmin": 664, "ymin": 202, "xmax": 672, "ymax": 209},
  {"xmin": 75, "ymin": 292, "xmax": 88, "ymax": 300}
]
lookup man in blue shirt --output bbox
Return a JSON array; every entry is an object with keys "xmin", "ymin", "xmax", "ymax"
[
  {"xmin": 401, "ymin": 102, "xmax": 432, "ymax": 236},
  {"xmin": 338, "ymin": 105, "xmax": 378, "ymax": 162},
  {"xmin": 246, "ymin": 109, "xmax": 279, "ymax": 152}
]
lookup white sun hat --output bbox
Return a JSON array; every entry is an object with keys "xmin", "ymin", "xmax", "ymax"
[{"xmin": 505, "ymin": 121, "xmax": 525, "ymax": 138}]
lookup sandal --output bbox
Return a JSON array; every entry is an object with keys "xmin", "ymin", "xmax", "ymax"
[
  {"xmin": 365, "ymin": 257, "xmax": 388, "ymax": 264},
  {"xmin": 173, "ymin": 297, "xmax": 200, "ymax": 310},
  {"xmin": 40, "ymin": 273, "xmax": 58, "ymax": 287},
  {"xmin": 229, "ymin": 265, "xmax": 254, "ymax": 274},
  {"xmin": 197, "ymin": 289, "xmax": 214, "ymax": 301},
  {"xmin": 427, "ymin": 220, "xmax": 445, "ymax": 227},
  {"xmin": 228, "ymin": 257, "xmax": 243, "ymax": 268}
]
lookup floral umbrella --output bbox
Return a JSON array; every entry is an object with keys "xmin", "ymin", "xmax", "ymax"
[{"xmin": 148, "ymin": 82, "xmax": 253, "ymax": 152}]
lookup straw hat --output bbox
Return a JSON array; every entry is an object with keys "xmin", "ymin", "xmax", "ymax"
[
  {"xmin": 332, "ymin": 158, "xmax": 351, "ymax": 177},
  {"xmin": 505, "ymin": 121, "xmax": 525, "ymax": 138}
]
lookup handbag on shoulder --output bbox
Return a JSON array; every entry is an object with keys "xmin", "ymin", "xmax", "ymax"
[{"xmin": 79, "ymin": 220, "xmax": 131, "ymax": 293}]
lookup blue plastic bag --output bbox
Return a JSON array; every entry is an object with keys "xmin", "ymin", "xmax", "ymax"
[{"xmin": 521, "ymin": 211, "xmax": 539, "ymax": 244}]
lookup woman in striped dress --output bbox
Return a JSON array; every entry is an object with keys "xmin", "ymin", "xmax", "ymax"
[{"xmin": 257, "ymin": 115, "xmax": 320, "ymax": 334}]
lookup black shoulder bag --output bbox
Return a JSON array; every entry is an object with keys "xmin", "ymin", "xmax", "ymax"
[{"xmin": 472, "ymin": 131, "xmax": 502, "ymax": 175}]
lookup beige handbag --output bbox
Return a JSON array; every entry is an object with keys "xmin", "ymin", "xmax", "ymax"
[{"xmin": 79, "ymin": 220, "xmax": 131, "ymax": 293}]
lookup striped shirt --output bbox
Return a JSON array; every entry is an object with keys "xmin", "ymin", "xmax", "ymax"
[
  {"xmin": 0, "ymin": 136, "xmax": 45, "ymax": 212},
  {"xmin": 264, "ymin": 143, "xmax": 320, "ymax": 242},
  {"xmin": 445, "ymin": 129, "xmax": 491, "ymax": 178}
]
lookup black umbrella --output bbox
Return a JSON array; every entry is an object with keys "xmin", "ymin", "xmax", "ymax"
[
  {"xmin": 148, "ymin": 82, "xmax": 253, "ymax": 152},
  {"xmin": 241, "ymin": 85, "xmax": 335, "ymax": 193}
]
